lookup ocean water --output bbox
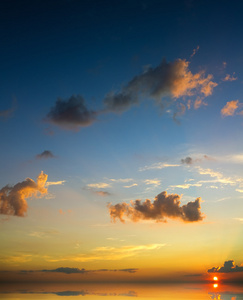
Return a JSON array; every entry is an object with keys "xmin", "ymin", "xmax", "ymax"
[{"xmin": 0, "ymin": 283, "xmax": 242, "ymax": 300}]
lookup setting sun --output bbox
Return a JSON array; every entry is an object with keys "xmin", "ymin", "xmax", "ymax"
[{"xmin": 213, "ymin": 276, "xmax": 218, "ymax": 281}]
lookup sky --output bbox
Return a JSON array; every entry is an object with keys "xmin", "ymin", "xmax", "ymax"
[{"xmin": 0, "ymin": 0, "xmax": 243, "ymax": 284}]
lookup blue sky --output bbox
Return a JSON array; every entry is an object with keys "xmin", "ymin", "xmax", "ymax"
[{"xmin": 0, "ymin": 0, "xmax": 243, "ymax": 283}]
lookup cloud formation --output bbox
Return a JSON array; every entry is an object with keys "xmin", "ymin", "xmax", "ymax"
[
  {"xmin": 0, "ymin": 172, "xmax": 48, "ymax": 217},
  {"xmin": 24, "ymin": 267, "xmax": 139, "ymax": 274},
  {"xmin": 104, "ymin": 58, "xmax": 217, "ymax": 113},
  {"xmin": 221, "ymin": 100, "xmax": 239, "ymax": 116},
  {"xmin": 222, "ymin": 73, "xmax": 237, "ymax": 81},
  {"xmin": 0, "ymin": 99, "xmax": 17, "ymax": 120},
  {"xmin": 108, "ymin": 191, "xmax": 204, "ymax": 223},
  {"xmin": 36, "ymin": 150, "xmax": 55, "ymax": 159},
  {"xmin": 45, "ymin": 95, "xmax": 97, "ymax": 130},
  {"xmin": 139, "ymin": 162, "xmax": 180, "ymax": 171},
  {"xmin": 181, "ymin": 155, "xmax": 211, "ymax": 165},
  {"xmin": 208, "ymin": 260, "xmax": 243, "ymax": 273}
]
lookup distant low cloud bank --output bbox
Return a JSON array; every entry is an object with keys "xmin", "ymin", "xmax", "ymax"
[
  {"xmin": 0, "ymin": 172, "xmax": 48, "ymax": 217},
  {"xmin": 108, "ymin": 191, "xmax": 204, "ymax": 223},
  {"xmin": 21, "ymin": 267, "xmax": 138, "ymax": 274},
  {"xmin": 45, "ymin": 57, "xmax": 217, "ymax": 130},
  {"xmin": 208, "ymin": 260, "xmax": 243, "ymax": 273}
]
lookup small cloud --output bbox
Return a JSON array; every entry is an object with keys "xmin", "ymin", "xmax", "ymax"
[
  {"xmin": 144, "ymin": 179, "xmax": 161, "ymax": 187},
  {"xmin": 236, "ymin": 189, "xmax": 243, "ymax": 193},
  {"xmin": 234, "ymin": 218, "xmax": 243, "ymax": 223},
  {"xmin": 181, "ymin": 157, "xmax": 193, "ymax": 165},
  {"xmin": 108, "ymin": 191, "xmax": 204, "ymax": 223},
  {"xmin": 221, "ymin": 100, "xmax": 239, "ymax": 117},
  {"xmin": 0, "ymin": 172, "xmax": 48, "ymax": 217},
  {"xmin": 222, "ymin": 73, "xmax": 237, "ymax": 81},
  {"xmin": 110, "ymin": 178, "xmax": 133, "ymax": 183},
  {"xmin": 181, "ymin": 155, "xmax": 212, "ymax": 165},
  {"xmin": 139, "ymin": 162, "xmax": 180, "ymax": 171},
  {"xmin": 94, "ymin": 191, "xmax": 111, "ymax": 197},
  {"xmin": 170, "ymin": 183, "xmax": 202, "ymax": 189},
  {"xmin": 36, "ymin": 150, "xmax": 55, "ymax": 160},
  {"xmin": 59, "ymin": 209, "xmax": 72, "ymax": 215},
  {"xmin": 46, "ymin": 180, "xmax": 66, "ymax": 186},
  {"xmin": 0, "ymin": 98, "xmax": 17, "ymax": 120},
  {"xmin": 45, "ymin": 95, "xmax": 97, "ymax": 130},
  {"xmin": 87, "ymin": 183, "xmax": 111, "ymax": 189},
  {"xmin": 208, "ymin": 260, "xmax": 243, "ymax": 273},
  {"xmin": 124, "ymin": 183, "xmax": 138, "ymax": 188},
  {"xmin": 190, "ymin": 45, "xmax": 200, "ymax": 58}
]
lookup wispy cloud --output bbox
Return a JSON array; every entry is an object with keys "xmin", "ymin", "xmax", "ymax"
[
  {"xmin": 0, "ymin": 172, "xmax": 48, "ymax": 217},
  {"xmin": 44, "ymin": 243, "xmax": 165, "ymax": 263},
  {"xmin": 123, "ymin": 183, "xmax": 138, "ymax": 188},
  {"xmin": 110, "ymin": 178, "xmax": 133, "ymax": 183},
  {"xmin": 170, "ymin": 183, "xmax": 202, "ymax": 189},
  {"xmin": 144, "ymin": 179, "xmax": 161, "ymax": 187},
  {"xmin": 222, "ymin": 73, "xmax": 237, "ymax": 81},
  {"xmin": 87, "ymin": 183, "xmax": 111, "ymax": 189},
  {"xmin": 46, "ymin": 180, "xmax": 66, "ymax": 186},
  {"xmin": 108, "ymin": 191, "xmax": 204, "ymax": 223},
  {"xmin": 94, "ymin": 191, "xmax": 111, "ymax": 197},
  {"xmin": 0, "ymin": 98, "xmax": 17, "ymax": 120},
  {"xmin": 139, "ymin": 162, "xmax": 180, "ymax": 171}
]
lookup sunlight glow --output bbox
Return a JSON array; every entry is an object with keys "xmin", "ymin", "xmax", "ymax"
[{"xmin": 213, "ymin": 276, "xmax": 218, "ymax": 281}]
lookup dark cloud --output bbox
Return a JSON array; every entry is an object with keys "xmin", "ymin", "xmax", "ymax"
[
  {"xmin": 0, "ymin": 172, "xmax": 48, "ymax": 217},
  {"xmin": 21, "ymin": 267, "xmax": 139, "ymax": 274},
  {"xmin": 181, "ymin": 157, "xmax": 193, "ymax": 164},
  {"xmin": 45, "ymin": 95, "xmax": 97, "ymax": 130},
  {"xmin": 208, "ymin": 260, "xmax": 243, "ymax": 273},
  {"xmin": 103, "ymin": 58, "xmax": 217, "ymax": 113},
  {"xmin": 36, "ymin": 150, "xmax": 55, "ymax": 160},
  {"xmin": 108, "ymin": 191, "xmax": 204, "ymax": 223},
  {"xmin": 0, "ymin": 99, "xmax": 17, "ymax": 120},
  {"xmin": 181, "ymin": 155, "xmax": 212, "ymax": 165}
]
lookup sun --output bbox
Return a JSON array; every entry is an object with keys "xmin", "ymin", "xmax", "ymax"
[{"xmin": 213, "ymin": 276, "xmax": 218, "ymax": 281}]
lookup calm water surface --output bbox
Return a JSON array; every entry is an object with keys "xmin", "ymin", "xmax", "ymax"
[{"xmin": 0, "ymin": 283, "xmax": 242, "ymax": 300}]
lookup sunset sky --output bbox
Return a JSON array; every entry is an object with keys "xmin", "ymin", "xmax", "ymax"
[{"xmin": 0, "ymin": 0, "xmax": 243, "ymax": 283}]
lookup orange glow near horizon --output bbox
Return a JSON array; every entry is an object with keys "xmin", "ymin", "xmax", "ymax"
[{"xmin": 213, "ymin": 276, "xmax": 218, "ymax": 281}]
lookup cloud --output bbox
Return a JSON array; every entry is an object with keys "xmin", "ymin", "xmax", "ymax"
[
  {"xmin": 87, "ymin": 183, "xmax": 111, "ymax": 189},
  {"xmin": 0, "ymin": 98, "xmax": 17, "ymax": 120},
  {"xmin": 124, "ymin": 183, "xmax": 138, "ymax": 188},
  {"xmin": 44, "ymin": 244, "xmax": 165, "ymax": 263},
  {"xmin": 0, "ymin": 172, "xmax": 48, "ymax": 217},
  {"xmin": 181, "ymin": 157, "xmax": 193, "ymax": 165},
  {"xmin": 221, "ymin": 100, "xmax": 239, "ymax": 116},
  {"xmin": 196, "ymin": 167, "xmax": 235, "ymax": 185},
  {"xmin": 46, "ymin": 180, "xmax": 66, "ymax": 186},
  {"xmin": 181, "ymin": 155, "xmax": 212, "ymax": 165},
  {"xmin": 139, "ymin": 162, "xmax": 180, "ymax": 171},
  {"xmin": 36, "ymin": 150, "xmax": 55, "ymax": 159},
  {"xmin": 222, "ymin": 73, "xmax": 237, "ymax": 81},
  {"xmin": 103, "ymin": 58, "xmax": 217, "ymax": 113},
  {"xmin": 110, "ymin": 178, "xmax": 133, "ymax": 183},
  {"xmin": 144, "ymin": 179, "xmax": 161, "ymax": 187},
  {"xmin": 45, "ymin": 95, "xmax": 97, "ymax": 130},
  {"xmin": 208, "ymin": 260, "xmax": 243, "ymax": 273},
  {"xmin": 108, "ymin": 191, "xmax": 204, "ymax": 223},
  {"xmin": 23, "ymin": 267, "xmax": 139, "ymax": 274},
  {"xmin": 94, "ymin": 191, "xmax": 111, "ymax": 197},
  {"xmin": 190, "ymin": 45, "xmax": 200, "ymax": 58},
  {"xmin": 170, "ymin": 183, "xmax": 202, "ymax": 189}
]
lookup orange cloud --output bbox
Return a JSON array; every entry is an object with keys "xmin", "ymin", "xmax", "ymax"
[
  {"xmin": 108, "ymin": 191, "xmax": 204, "ymax": 223},
  {"xmin": 221, "ymin": 100, "xmax": 239, "ymax": 116},
  {"xmin": 0, "ymin": 171, "xmax": 48, "ymax": 217}
]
